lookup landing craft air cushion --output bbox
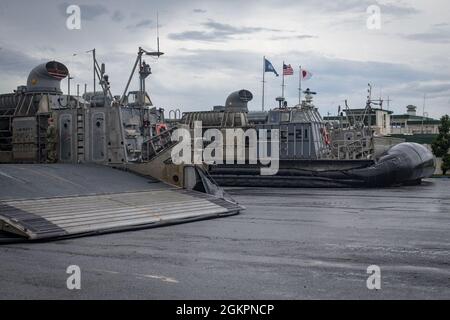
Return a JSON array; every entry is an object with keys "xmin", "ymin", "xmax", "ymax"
[
  {"xmin": 175, "ymin": 88, "xmax": 435, "ymax": 187},
  {"xmin": 0, "ymin": 51, "xmax": 242, "ymax": 243}
]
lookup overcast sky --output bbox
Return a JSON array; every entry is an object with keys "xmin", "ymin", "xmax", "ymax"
[{"xmin": 0, "ymin": 0, "xmax": 449, "ymax": 118}]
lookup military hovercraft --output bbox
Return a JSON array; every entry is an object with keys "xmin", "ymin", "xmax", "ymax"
[{"xmin": 176, "ymin": 88, "xmax": 435, "ymax": 187}]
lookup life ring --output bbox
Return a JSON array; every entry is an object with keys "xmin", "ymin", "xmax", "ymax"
[
  {"xmin": 156, "ymin": 123, "xmax": 168, "ymax": 135},
  {"xmin": 321, "ymin": 127, "xmax": 331, "ymax": 145}
]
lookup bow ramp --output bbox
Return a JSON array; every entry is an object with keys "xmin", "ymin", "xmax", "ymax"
[{"xmin": 0, "ymin": 164, "xmax": 241, "ymax": 242}]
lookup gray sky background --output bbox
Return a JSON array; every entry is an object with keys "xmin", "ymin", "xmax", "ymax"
[{"xmin": 0, "ymin": 0, "xmax": 449, "ymax": 118}]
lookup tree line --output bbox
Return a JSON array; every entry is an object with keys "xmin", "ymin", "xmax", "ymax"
[{"xmin": 431, "ymin": 115, "xmax": 450, "ymax": 175}]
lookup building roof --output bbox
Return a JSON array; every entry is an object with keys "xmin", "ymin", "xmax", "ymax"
[
  {"xmin": 391, "ymin": 114, "xmax": 440, "ymax": 123},
  {"xmin": 345, "ymin": 108, "xmax": 393, "ymax": 114},
  {"xmin": 324, "ymin": 107, "xmax": 441, "ymax": 125}
]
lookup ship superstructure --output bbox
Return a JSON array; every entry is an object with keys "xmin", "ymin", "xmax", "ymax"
[{"xmin": 0, "ymin": 49, "xmax": 242, "ymax": 243}]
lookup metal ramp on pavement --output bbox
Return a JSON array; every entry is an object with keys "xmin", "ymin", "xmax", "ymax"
[{"xmin": 0, "ymin": 164, "xmax": 241, "ymax": 242}]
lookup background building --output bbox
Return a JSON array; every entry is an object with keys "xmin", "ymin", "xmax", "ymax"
[
  {"xmin": 324, "ymin": 105, "xmax": 440, "ymax": 136},
  {"xmin": 390, "ymin": 105, "xmax": 440, "ymax": 135}
]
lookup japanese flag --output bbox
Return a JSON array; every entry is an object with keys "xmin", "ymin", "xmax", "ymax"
[{"xmin": 301, "ymin": 69, "xmax": 313, "ymax": 80}]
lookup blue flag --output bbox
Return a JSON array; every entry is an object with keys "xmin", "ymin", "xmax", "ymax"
[{"xmin": 264, "ymin": 58, "xmax": 279, "ymax": 77}]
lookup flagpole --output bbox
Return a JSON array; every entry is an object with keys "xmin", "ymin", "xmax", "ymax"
[
  {"xmin": 262, "ymin": 56, "xmax": 265, "ymax": 111},
  {"xmin": 298, "ymin": 65, "xmax": 302, "ymax": 105},
  {"xmin": 281, "ymin": 61, "xmax": 285, "ymax": 99}
]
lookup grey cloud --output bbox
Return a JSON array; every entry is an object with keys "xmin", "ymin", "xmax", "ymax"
[
  {"xmin": 296, "ymin": 35, "xmax": 317, "ymax": 39},
  {"xmin": 193, "ymin": 9, "xmax": 207, "ymax": 13},
  {"xmin": 402, "ymin": 31, "xmax": 450, "ymax": 44},
  {"xmin": 112, "ymin": 10, "xmax": 125, "ymax": 22},
  {"xmin": 203, "ymin": 20, "xmax": 282, "ymax": 33},
  {"xmin": 0, "ymin": 0, "xmax": 446, "ymax": 117},
  {"xmin": 0, "ymin": 47, "xmax": 45, "ymax": 77},
  {"xmin": 126, "ymin": 19, "xmax": 153, "ymax": 29},
  {"xmin": 381, "ymin": 81, "xmax": 450, "ymax": 102},
  {"xmin": 168, "ymin": 19, "xmax": 283, "ymax": 42},
  {"xmin": 168, "ymin": 31, "xmax": 222, "ymax": 42},
  {"xmin": 169, "ymin": 48, "xmax": 438, "ymax": 85},
  {"xmin": 271, "ymin": 34, "xmax": 318, "ymax": 40},
  {"xmin": 377, "ymin": 2, "xmax": 419, "ymax": 16},
  {"xmin": 170, "ymin": 49, "xmax": 257, "ymax": 71},
  {"xmin": 254, "ymin": 0, "xmax": 367, "ymax": 13},
  {"xmin": 159, "ymin": 48, "xmax": 448, "ymax": 115},
  {"xmin": 281, "ymin": 0, "xmax": 419, "ymax": 15},
  {"xmin": 400, "ymin": 19, "xmax": 450, "ymax": 44},
  {"xmin": 307, "ymin": 56, "xmax": 436, "ymax": 86},
  {"xmin": 404, "ymin": 82, "xmax": 450, "ymax": 95},
  {"xmin": 314, "ymin": 0, "xmax": 370, "ymax": 13},
  {"xmin": 433, "ymin": 23, "xmax": 449, "ymax": 27},
  {"xmin": 58, "ymin": 3, "xmax": 108, "ymax": 21},
  {"xmin": 280, "ymin": 54, "xmax": 449, "ymax": 116}
]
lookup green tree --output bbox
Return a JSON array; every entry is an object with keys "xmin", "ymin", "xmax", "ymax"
[
  {"xmin": 442, "ymin": 154, "xmax": 450, "ymax": 176},
  {"xmin": 431, "ymin": 115, "xmax": 450, "ymax": 175}
]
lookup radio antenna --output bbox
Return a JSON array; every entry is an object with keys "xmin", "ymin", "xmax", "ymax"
[
  {"xmin": 157, "ymin": 12, "xmax": 160, "ymax": 54},
  {"xmin": 144, "ymin": 12, "xmax": 164, "ymax": 58},
  {"xmin": 139, "ymin": 13, "xmax": 164, "ymax": 58}
]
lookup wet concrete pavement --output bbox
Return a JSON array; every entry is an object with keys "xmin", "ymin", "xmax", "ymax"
[{"xmin": 0, "ymin": 179, "xmax": 449, "ymax": 299}]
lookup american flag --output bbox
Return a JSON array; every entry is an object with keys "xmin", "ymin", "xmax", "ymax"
[{"xmin": 283, "ymin": 63, "xmax": 294, "ymax": 76}]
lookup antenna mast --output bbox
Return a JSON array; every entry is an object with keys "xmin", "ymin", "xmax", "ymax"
[
  {"xmin": 157, "ymin": 12, "xmax": 160, "ymax": 55},
  {"xmin": 120, "ymin": 14, "xmax": 164, "ymax": 105}
]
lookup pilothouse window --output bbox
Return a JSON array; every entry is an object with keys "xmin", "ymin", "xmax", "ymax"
[
  {"xmin": 280, "ymin": 112, "xmax": 290, "ymax": 122},
  {"xmin": 269, "ymin": 112, "xmax": 280, "ymax": 124},
  {"xmin": 127, "ymin": 92, "xmax": 151, "ymax": 105}
]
